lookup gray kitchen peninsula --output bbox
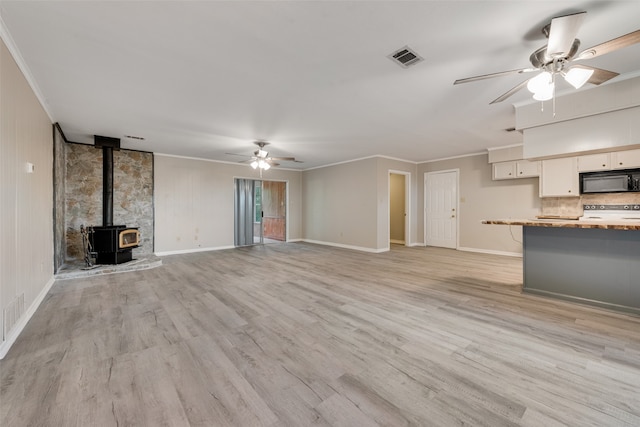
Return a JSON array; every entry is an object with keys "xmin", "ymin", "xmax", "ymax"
[{"xmin": 483, "ymin": 219, "xmax": 640, "ymax": 315}]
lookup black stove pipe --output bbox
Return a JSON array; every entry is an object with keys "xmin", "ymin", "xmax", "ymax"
[
  {"xmin": 102, "ymin": 146, "xmax": 114, "ymax": 226},
  {"xmin": 94, "ymin": 135, "xmax": 121, "ymax": 227}
]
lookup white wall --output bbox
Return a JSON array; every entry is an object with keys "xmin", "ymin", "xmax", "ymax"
[
  {"xmin": 419, "ymin": 154, "xmax": 540, "ymax": 255},
  {"xmin": 302, "ymin": 156, "xmax": 417, "ymax": 252},
  {"xmin": 302, "ymin": 158, "xmax": 379, "ymax": 251},
  {"xmin": 154, "ymin": 155, "xmax": 302, "ymax": 254},
  {"xmin": 1, "ymin": 38, "xmax": 54, "ymax": 358}
]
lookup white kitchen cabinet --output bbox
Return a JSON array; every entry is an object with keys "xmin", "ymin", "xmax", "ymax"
[
  {"xmin": 540, "ymin": 157, "xmax": 579, "ymax": 197},
  {"xmin": 492, "ymin": 160, "xmax": 540, "ymax": 180},
  {"xmin": 492, "ymin": 162, "xmax": 516, "ymax": 180},
  {"xmin": 516, "ymin": 160, "xmax": 540, "ymax": 178},
  {"xmin": 611, "ymin": 149, "xmax": 640, "ymax": 169},
  {"xmin": 577, "ymin": 153, "xmax": 610, "ymax": 172}
]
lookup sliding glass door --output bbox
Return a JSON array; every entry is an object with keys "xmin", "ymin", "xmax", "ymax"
[
  {"xmin": 234, "ymin": 178, "xmax": 286, "ymax": 247},
  {"xmin": 234, "ymin": 178, "xmax": 259, "ymax": 246}
]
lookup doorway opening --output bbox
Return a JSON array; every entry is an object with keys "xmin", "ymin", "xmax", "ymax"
[
  {"xmin": 389, "ymin": 171, "xmax": 411, "ymax": 247},
  {"xmin": 235, "ymin": 179, "xmax": 287, "ymax": 247}
]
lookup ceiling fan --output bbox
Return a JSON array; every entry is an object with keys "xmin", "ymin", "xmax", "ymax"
[
  {"xmin": 227, "ymin": 141, "xmax": 302, "ymax": 175},
  {"xmin": 454, "ymin": 11, "xmax": 640, "ymax": 104}
]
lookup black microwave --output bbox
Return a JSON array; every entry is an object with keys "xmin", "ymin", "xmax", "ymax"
[{"xmin": 580, "ymin": 169, "xmax": 640, "ymax": 194}]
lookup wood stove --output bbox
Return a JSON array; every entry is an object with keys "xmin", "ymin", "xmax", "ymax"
[
  {"xmin": 90, "ymin": 225, "xmax": 139, "ymax": 264},
  {"xmin": 89, "ymin": 135, "xmax": 140, "ymax": 265}
]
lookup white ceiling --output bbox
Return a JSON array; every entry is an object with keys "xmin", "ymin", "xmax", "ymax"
[{"xmin": 2, "ymin": 1, "xmax": 640, "ymax": 170}]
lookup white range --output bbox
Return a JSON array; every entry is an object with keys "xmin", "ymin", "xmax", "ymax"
[{"xmin": 580, "ymin": 204, "xmax": 640, "ymax": 221}]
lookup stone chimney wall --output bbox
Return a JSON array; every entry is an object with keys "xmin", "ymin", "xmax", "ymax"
[{"xmin": 64, "ymin": 142, "xmax": 153, "ymax": 260}]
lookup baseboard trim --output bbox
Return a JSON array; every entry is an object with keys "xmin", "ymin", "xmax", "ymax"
[
  {"xmin": 302, "ymin": 239, "xmax": 388, "ymax": 253},
  {"xmin": 156, "ymin": 240, "xmax": 306, "ymax": 256},
  {"xmin": 390, "ymin": 239, "xmax": 405, "ymax": 245},
  {"xmin": 523, "ymin": 288, "xmax": 640, "ymax": 316},
  {"xmin": 155, "ymin": 245, "xmax": 236, "ymax": 256},
  {"xmin": 458, "ymin": 246, "xmax": 522, "ymax": 258},
  {"xmin": 0, "ymin": 276, "xmax": 56, "ymax": 360}
]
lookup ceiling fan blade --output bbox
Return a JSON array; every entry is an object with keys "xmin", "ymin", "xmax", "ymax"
[
  {"xmin": 575, "ymin": 29, "xmax": 640, "ymax": 60},
  {"xmin": 562, "ymin": 64, "xmax": 618, "ymax": 86},
  {"xmin": 546, "ymin": 12, "xmax": 586, "ymax": 59},
  {"xmin": 583, "ymin": 66, "xmax": 619, "ymax": 85},
  {"xmin": 270, "ymin": 156, "xmax": 298, "ymax": 162},
  {"xmin": 454, "ymin": 68, "xmax": 537, "ymax": 85},
  {"xmin": 489, "ymin": 79, "xmax": 530, "ymax": 104},
  {"xmin": 225, "ymin": 152, "xmax": 250, "ymax": 157}
]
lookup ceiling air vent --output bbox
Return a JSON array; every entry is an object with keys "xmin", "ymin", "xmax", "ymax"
[{"xmin": 388, "ymin": 46, "xmax": 424, "ymax": 68}]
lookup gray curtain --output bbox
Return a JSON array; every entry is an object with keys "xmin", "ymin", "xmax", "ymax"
[{"xmin": 234, "ymin": 178, "xmax": 255, "ymax": 246}]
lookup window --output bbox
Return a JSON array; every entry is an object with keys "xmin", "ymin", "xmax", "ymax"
[{"xmin": 254, "ymin": 184, "xmax": 262, "ymax": 223}]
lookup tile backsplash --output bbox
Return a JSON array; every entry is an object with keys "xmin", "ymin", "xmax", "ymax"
[{"xmin": 541, "ymin": 193, "xmax": 640, "ymax": 217}]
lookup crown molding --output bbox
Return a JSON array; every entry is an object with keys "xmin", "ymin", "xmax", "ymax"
[{"xmin": 0, "ymin": 15, "xmax": 54, "ymax": 121}]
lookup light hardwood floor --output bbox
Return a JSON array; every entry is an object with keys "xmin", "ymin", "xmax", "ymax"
[{"xmin": 2, "ymin": 243, "xmax": 640, "ymax": 426}]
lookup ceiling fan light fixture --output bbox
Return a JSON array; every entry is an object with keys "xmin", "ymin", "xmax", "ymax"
[
  {"xmin": 454, "ymin": 11, "xmax": 640, "ymax": 106},
  {"xmin": 563, "ymin": 67, "xmax": 594, "ymax": 89},
  {"xmin": 527, "ymin": 71, "xmax": 552, "ymax": 94},
  {"xmin": 234, "ymin": 141, "xmax": 296, "ymax": 173},
  {"xmin": 532, "ymin": 82, "xmax": 555, "ymax": 101}
]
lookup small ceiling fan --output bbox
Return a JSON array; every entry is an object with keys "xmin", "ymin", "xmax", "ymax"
[
  {"xmin": 454, "ymin": 11, "xmax": 640, "ymax": 104},
  {"xmin": 226, "ymin": 141, "xmax": 302, "ymax": 175}
]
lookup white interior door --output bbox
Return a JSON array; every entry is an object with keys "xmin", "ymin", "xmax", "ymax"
[{"xmin": 425, "ymin": 170, "xmax": 458, "ymax": 248}]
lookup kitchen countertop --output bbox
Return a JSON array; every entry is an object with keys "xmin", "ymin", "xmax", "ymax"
[{"xmin": 482, "ymin": 218, "xmax": 640, "ymax": 230}]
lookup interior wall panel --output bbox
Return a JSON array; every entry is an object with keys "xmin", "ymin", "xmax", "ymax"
[
  {"xmin": 1, "ymin": 38, "xmax": 53, "ymax": 353},
  {"xmin": 302, "ymin": 158, "xmax": 379, "ymax": 250}
]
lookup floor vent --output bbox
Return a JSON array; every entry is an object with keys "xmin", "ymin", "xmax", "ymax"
[
  {"xmin": 388, "ymin": 46, "xmax": 424, "ymax": 68},
  {"xmin": 3, "ymin": 293, "xmax": 25, "ymax": 340}
]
